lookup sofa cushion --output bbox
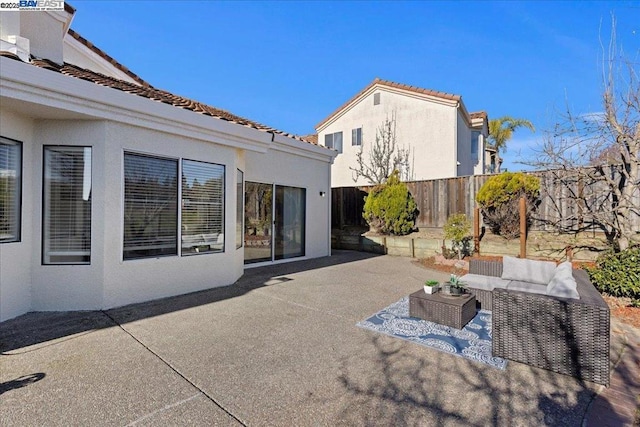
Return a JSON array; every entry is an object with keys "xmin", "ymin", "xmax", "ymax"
[
  {"xmin": 506, "ymin": 281, "xmax": 548, "ymax": 295},
  {"xmin": 459, "ymin": 274, "xmax": 510, "ymax": 291},
  {"xmin": 501, "ymin": 256, "xmax": 557, "ymax": 285},
  {"xmin": 546, "ymin": 261, "xmax": 580, "ymax": 299}
]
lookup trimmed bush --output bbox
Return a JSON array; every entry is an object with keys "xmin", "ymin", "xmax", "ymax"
[
  {"xmin": 586, "ymin": 246, "xmax": 640, "ymax": 299},
  {"xmin": 363, "ymin": 171, "xmax": 418, "ymax": 235},
  {"xmin": 476, "ymin": 172, "xmax": 540, "ymax": 239}
]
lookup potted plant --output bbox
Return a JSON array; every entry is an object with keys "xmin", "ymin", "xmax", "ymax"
[
  {"xmin": 448, "ymin": 274, "xmax": 467, "ymax": 296},
  {"xmin": 424, "ymin": 280, "xmax": 439, "ymax": 294}
]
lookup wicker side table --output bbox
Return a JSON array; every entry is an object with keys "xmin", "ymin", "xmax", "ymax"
[{"xmin": 409, "ymin": 290, "xmax": 477, "ymax": 329}]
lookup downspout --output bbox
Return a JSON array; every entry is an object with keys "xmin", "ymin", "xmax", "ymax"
[
  {"xmin": 328, "ymin": 156, "xmax": 333, "ymax": 257},
  {"xmin": 454, "ymin": 102, "xmax": 459, "ymax": 177}
]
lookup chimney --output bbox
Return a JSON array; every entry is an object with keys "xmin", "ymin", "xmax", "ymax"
[{"xmin": 0, "ymin": 4, "xmax": 74, "ymax": 65}]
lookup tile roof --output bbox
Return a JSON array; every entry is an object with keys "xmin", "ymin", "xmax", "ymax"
[
  {"xmin": 67, "ymin": 28, "xmax": 150, "ymax": 87},
  {"xmin": 470, "ymin": 111, "xmax": 488, "ymax": 120},
  {"xmin": 0, "ymin": 51, "xmax": 317, "ymax": 146},
  {"xmin": 316, "ymin": 77, "xmax": 462, "ymax": 130},
  {"xmin": 300, "ymin": 134, "xmax": 318, "ymax": 144}
]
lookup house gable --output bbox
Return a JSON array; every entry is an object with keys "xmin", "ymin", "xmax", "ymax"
[{"xmin": 316, "ymin": 78, "xmax": 462, "ymax": 132}]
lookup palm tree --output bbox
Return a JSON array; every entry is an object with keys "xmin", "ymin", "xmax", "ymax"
[{"xmin": 487, "ymin": 116, "xmax": 535, "ymax": 173}]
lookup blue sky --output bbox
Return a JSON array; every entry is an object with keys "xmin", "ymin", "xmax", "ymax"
[{"xmin": 70, "ymin": 1, "xmax": 639, "ymax": 171}]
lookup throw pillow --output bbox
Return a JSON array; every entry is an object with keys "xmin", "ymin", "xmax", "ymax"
[
  {"xmin": 501, "ymin": 256, "xmax": 557, "ymax": 285},
  {"xmin": 546, "ymin": 261, "xmax": 580, "ymax": 299}
]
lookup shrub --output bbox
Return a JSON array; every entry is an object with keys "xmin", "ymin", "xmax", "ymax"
[
  {"xmin": 586, "ymin": 246, "xmax": 640, "ymax": 299},
  {"xmin": 443, "ymin": 213, "xmax": 472, "ymax": 259},
  {"xmin": 363, "ymin": 170, "xmax": 418, "ymax": 235},
  {"xmin": 476, "ymin": 172, "xmax": 540, "ymax": 239}
]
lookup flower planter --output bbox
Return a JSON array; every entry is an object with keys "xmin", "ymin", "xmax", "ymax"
[{"xmin": 424, "ymin": 284, "xmax": 439, "ymax": 294}]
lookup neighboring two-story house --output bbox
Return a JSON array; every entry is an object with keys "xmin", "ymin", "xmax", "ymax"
[{"xmin": 315, "ymin": 78, "xmax": 489, "ymax": 187}]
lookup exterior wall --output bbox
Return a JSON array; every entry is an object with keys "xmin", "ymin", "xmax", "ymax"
[
  {"xmin": 0, "ymin": 109, "xmax": 34, "ymax": 321},
  {"xmin": 29, "ymin": 120, "xmax": 107, "ymax": 312},
  {"xmin": 20, "ymin": 12, "xmax": 66, "ymax": 64},
  {"xmin": 319, "ymin": 89, "xmax": 458, "ymax": 187},
  {"xmin": 1, "ymin": 117, "xmax": 249, "ymax": 317},
  {"xmin": 0, "ymin": 12, "xmax": 21, "ymax": 39},
  {"xmin": 63, "ymin": 36, "xmax": 142, "ymax": 85},
  {"xmin": 456, "ymin": 110, "xmax": 474, "ymax": 176},
  {"xmin": 245, "ymin": 145, "xmax": 332, "ymax": 260},
  {"xmin": 100, "ymin": 122, "xmax": 243, "ymax": 309}
]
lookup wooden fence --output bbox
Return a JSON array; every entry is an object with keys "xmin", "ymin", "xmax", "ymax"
[{"xmin": 331, "ymin": 170, "xmax": 640, "ymax": 232}]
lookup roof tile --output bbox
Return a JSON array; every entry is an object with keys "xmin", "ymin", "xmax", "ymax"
[{"xmin": 4, "ymin": 53, "xmax": 318, "ymax": 146}]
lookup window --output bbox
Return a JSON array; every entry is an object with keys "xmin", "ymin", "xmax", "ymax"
[
  {"xmin": 181, "ymin": 160, "xmax": 225, "ymax": 255},
  {"xmin": 0, "ymin": 137, "xmax": 22, "ymax": 243},
  {"xmin": 236, "ymin": 169, "xmax": 243, "ymax": 249},
  {"xmin": 471, "ymin": 131, "xmax": 480, "ymax": 162},
  {"xmin": 373, "ymin": 93, "xmax": 380, "ymax": 105},
  {"xmin": 324, "ymin": 132, "xmax": 343, "ymax": 153},
  {"xmin": 123, "ymin": 153, "xmax": 178, "ymax": 260},
  {"xmin": 43, "ymin": 146, "xmax": 92, "ymax": 264},
  {"xmin": 352, "ymin": 128, "xmax": 362, "ymax": 146}
]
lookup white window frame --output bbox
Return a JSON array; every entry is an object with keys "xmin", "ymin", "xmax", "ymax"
[
  {"xmin": 0, "ymin": 137, "xmax": 22, "ymax": 244},
  {"xmin": 42, "ymin": 145, "xmax": 92, "ymax": 265},
  {"xmin": 324, "ymin": 132, "xmax": 343, "ymax": 154},
  {"xmin": 123, "ymin": 152, "xmax": 179, "ymax": 260},
  {"xmin": 181, "ymin": 159, "xmax": 225, "ymax": 256},
  {"xmin": 352, "ymin": 128, "xmax": 362, "ymax": 146},
  {"xmin": 122, "ymin": 151, "xmax": 228, "ymax": 260}
]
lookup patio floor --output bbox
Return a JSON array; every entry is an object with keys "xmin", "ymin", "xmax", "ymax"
[{"xmin": 1, "ymin": 250, "xmax": 637, "ymax": 426}]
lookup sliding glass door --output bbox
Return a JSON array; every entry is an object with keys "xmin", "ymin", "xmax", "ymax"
[
  {"xmin": 274, "ymin": 186, "xmax": 305, "ymax": 260},
  {"xmin": 244, "ymin": 182, "xmax": 305, "ymax": 264}
]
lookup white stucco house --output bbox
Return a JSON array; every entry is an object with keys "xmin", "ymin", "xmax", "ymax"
[
  {"xmin": 315, "ymin": 78, "xmax": 489, "ymax": 187},
  {"xmin": 0, "ymin": 5, "xmax": 336, "ymax": 322}
]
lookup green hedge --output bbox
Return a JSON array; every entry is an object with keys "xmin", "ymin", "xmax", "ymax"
[
  {"xmin": 586, "ymin": 246, "xmax": 640, "ymax": 299},
  {"xmin": 363, "ymin": 171, "xmax": 417, "ymax": 235}
]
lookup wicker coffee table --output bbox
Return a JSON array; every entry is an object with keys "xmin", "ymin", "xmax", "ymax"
[{"xmin": 409, "ymin": 290, "xmax": 477, "ymax": 329}]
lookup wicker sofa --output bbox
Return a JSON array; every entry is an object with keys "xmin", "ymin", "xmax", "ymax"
[{"xmin": 464, "ymin": 259, "xmax": 610, "ymax": 386}]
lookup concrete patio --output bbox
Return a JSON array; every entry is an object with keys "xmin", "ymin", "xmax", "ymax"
[{"xmin": 1, "ymin": 250, "xmax": 637, "ymax": 426}]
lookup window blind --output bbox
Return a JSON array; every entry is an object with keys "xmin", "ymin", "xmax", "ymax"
[
  {"xmin": 181, "ymin": 160, "xmax": 225, "ymax": 255},
  {"xmin": 0, "ymin": 139, "xmax": 21, "ymax": 243},
  {"xmin": 123, "ymin": 153, "xmax": 178, "ymax": 259},
  {"xmin": 43, "ymin": 146, "xmax": 91, "ymax": 264}
]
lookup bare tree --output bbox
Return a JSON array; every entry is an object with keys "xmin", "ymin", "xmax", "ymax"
[
  {"xmin": 525, "ymin": 17, "xmax": 639, "ymax": 251},
  {"xmin": 350, "ymin": 113, "xmax": 413, "ymax": 184}
]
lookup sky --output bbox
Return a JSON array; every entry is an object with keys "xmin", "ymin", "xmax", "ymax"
[{"xmin": 69, "ymin": 1, "xmax": 640, "ymax": 172}]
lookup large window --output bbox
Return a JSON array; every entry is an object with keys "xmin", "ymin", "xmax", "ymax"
[
  {"xmin": 236, "ymin": 169, "xmax": 243, "ymax": 249},
  {"xmin": 43, "ymin": 146, "xmax": 92, "ymax": 264},
  {"xmin": 0, "ymin": 137, "xmax": 22, "ymax": 243},
  {"xmin": 324, "ymin": 132, "xmax": 343, "ymax": 153},
  {"xmin": 123, "ymin": 153, "xmax": 178, "ymax": 260},
  {"xmin": 181, "ymin": 160, "xmax": 225, "ymax": 255}
]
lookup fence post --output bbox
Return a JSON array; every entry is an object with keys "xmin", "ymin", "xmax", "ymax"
[
  {"xmin": 474, "ymin": 206, "xmax": 480, "ymax": 255},
  {"xmin": 519, "ymin": 197, "xmax": 527, "ymax": 258}
]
